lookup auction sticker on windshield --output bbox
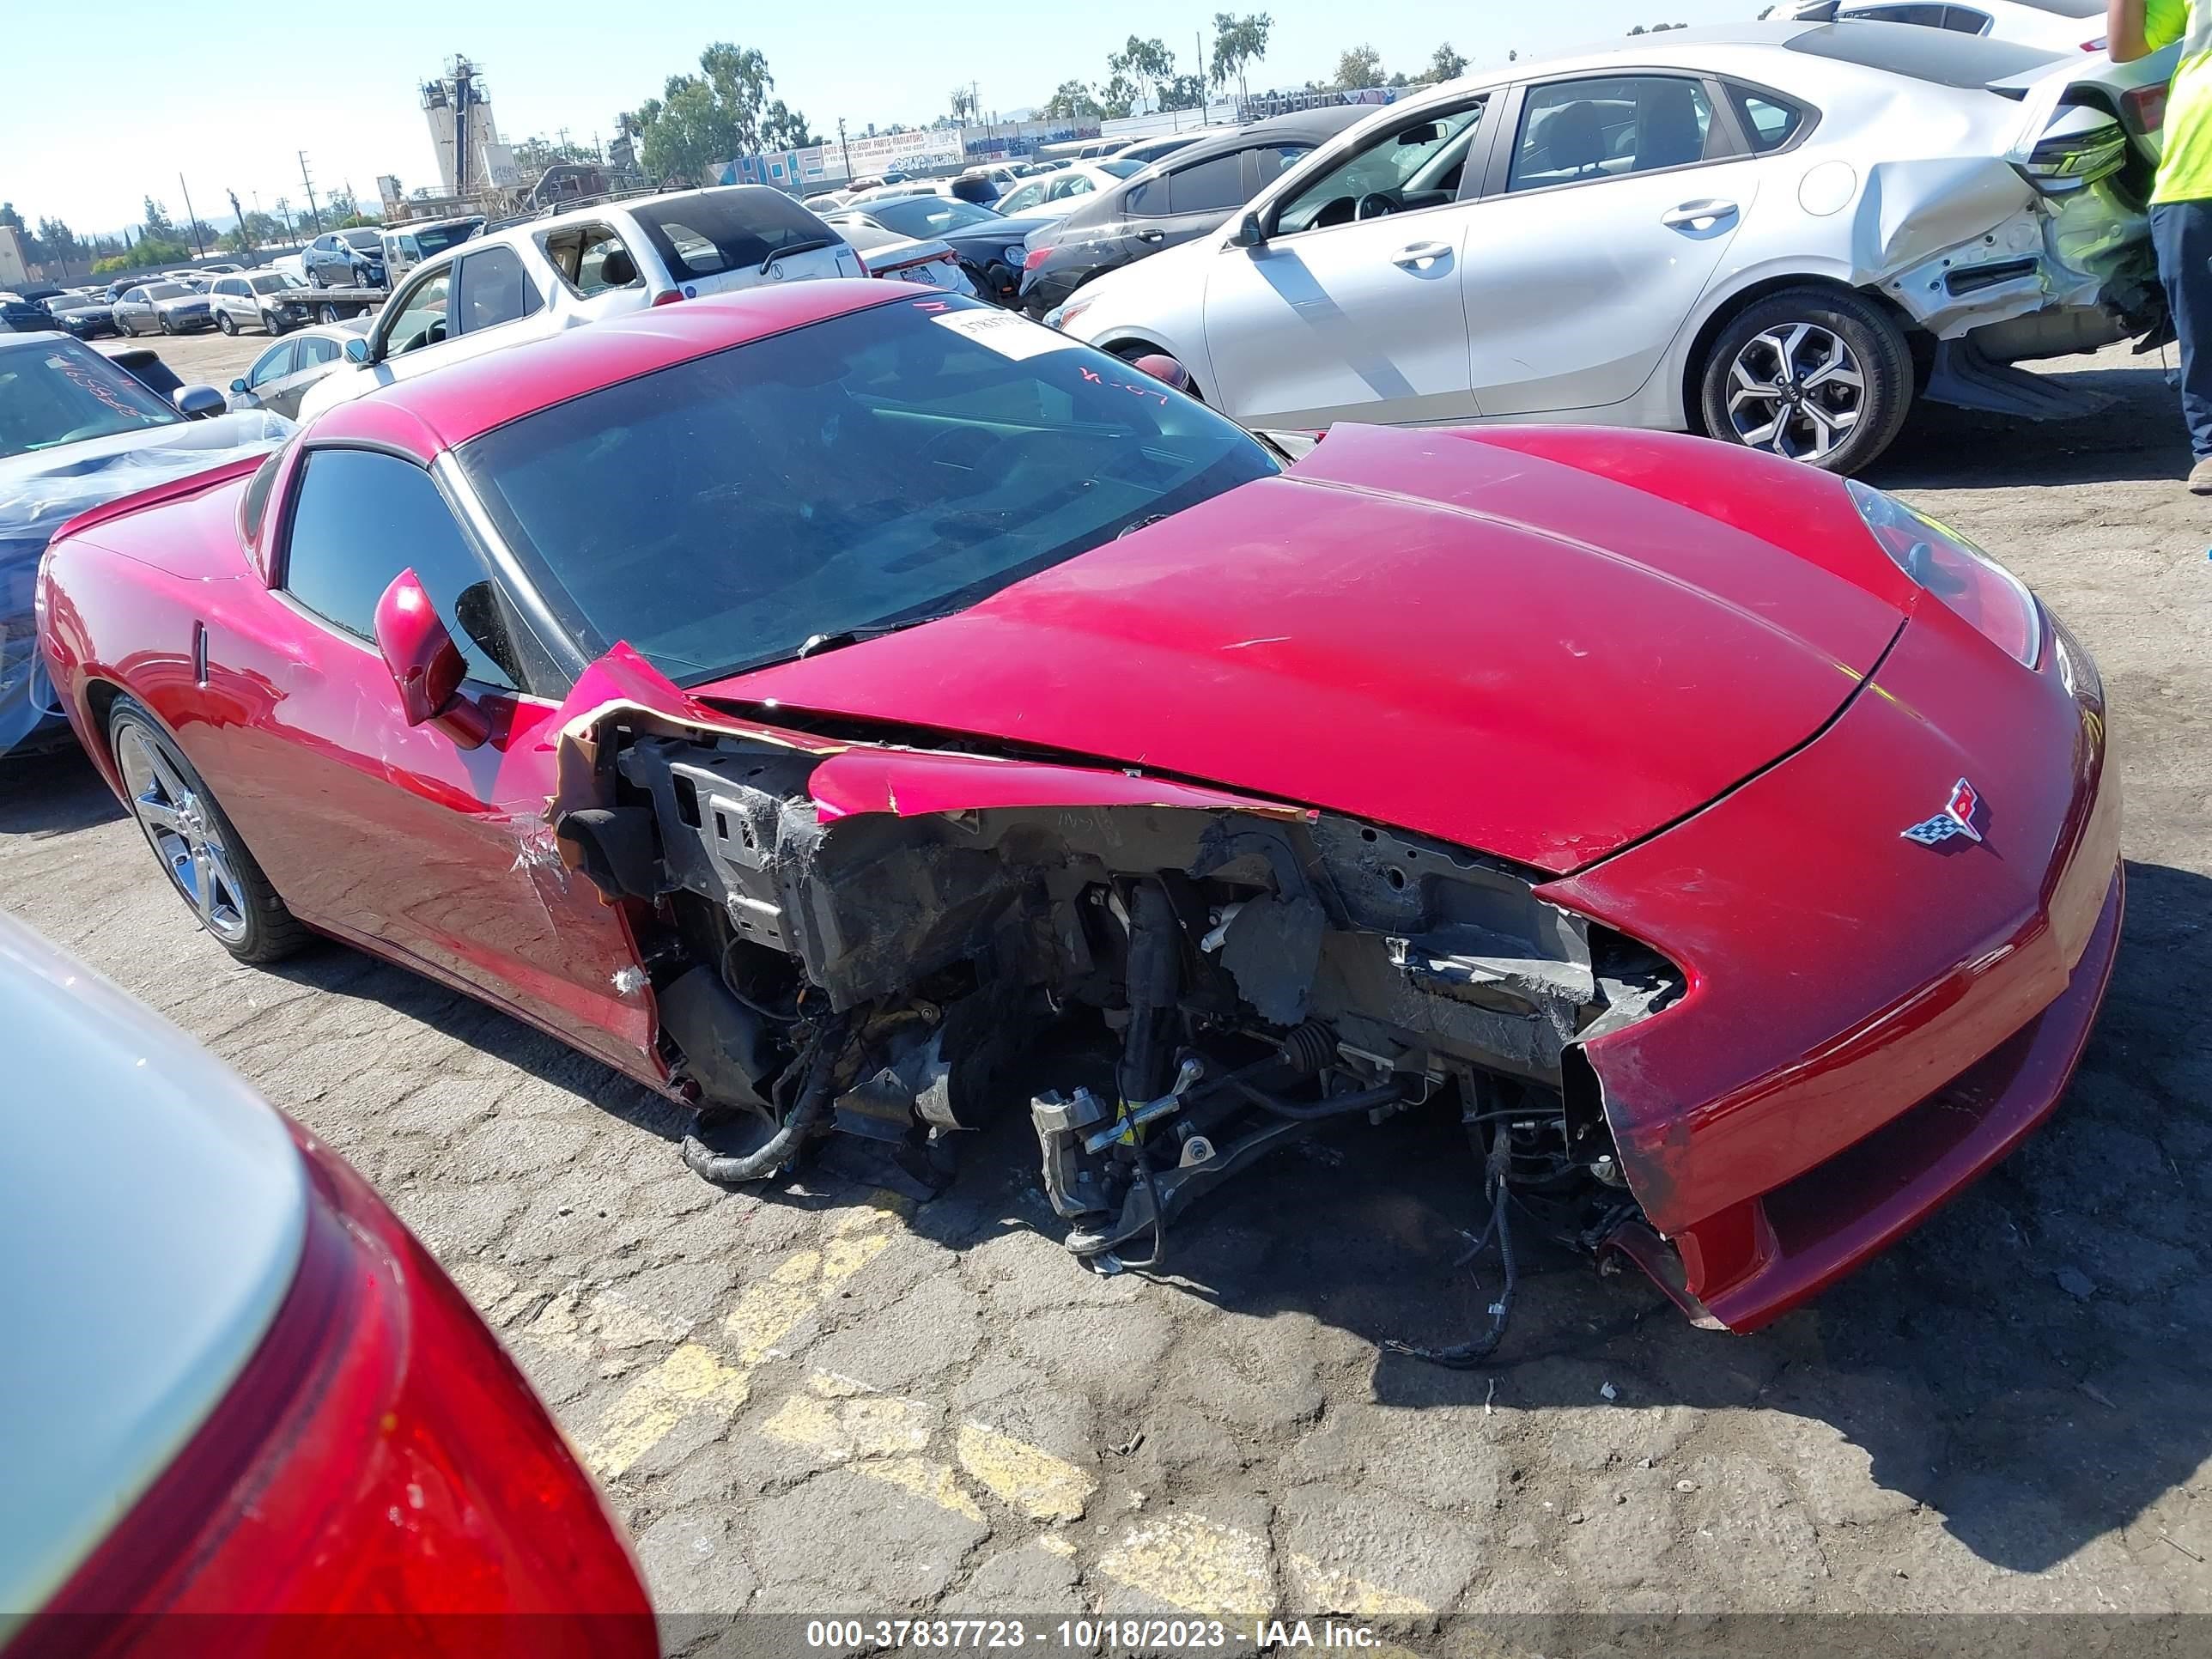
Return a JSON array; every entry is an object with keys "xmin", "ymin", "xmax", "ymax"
[{"xmin": 931, "ymin": 307, "xmax": 1070, "ymax": 360}]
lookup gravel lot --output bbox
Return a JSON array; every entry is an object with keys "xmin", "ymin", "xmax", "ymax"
[
  {"xmin": 100, "ymin": 323, "xmax": 280, "ymax": 389},
  {"xmin": 9, "ymin": 344, "xmax": 2211, "ymax": 1635}
]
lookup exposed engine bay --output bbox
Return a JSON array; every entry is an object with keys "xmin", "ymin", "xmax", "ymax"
[{"xmin": 558, "ymin": 724, "xmax": 1686, "ymax": 1352}]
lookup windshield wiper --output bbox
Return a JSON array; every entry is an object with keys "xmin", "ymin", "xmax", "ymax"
[
  {"xmin": 761, "ymin": 237, "xmax": 836, "ymax": 273},
  {"xmin": 793, "ymin": 611, "xmax": 962, "ymax": 659}
]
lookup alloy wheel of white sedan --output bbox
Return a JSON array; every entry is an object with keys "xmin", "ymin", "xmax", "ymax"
[
  {"xmin": 1726, "ymin": 322, "xmax": 1864, "ymax": 463},
  {"xmin": 1697, "ymin": 287, "xmax": 1911, "ymax": 476}
]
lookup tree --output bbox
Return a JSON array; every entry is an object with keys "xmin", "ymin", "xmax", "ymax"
[
  {"xmin": 1096, "ymin": 71, "xmax": 1140, "ymax": 116},
  {"xmin": 142, "ymin": 197, "xmax": 175, "ymax": 237},
  {"xmin": 1042, "ymin": 79, "xmax": 1104, "ymax": 122},
  {"xmin": 627, "ymin": 42, "xmax": 821, "ymax": 185},
  {"xmin": 1209, "ymin": 12, "xmax": 1273, "ymax": 110},
  {"xmin": 1107, "ymin": 36, "xmax": 1177, "ymax": 111},
  {"xmin": 1628, "ymin": 21, "xmax": 1686, "ymax": 33},
  {"xmin": 36, "ymin": 218, "xmax": 81, "ymax": 276},
  {"xmin": 1429, "ymin": 42, "xmax": 1468, "ymax": 82},
  {"xmin": 1162, "ymin": 72, "xmax": 1209, "ymax": 111},
  {"xmin": 949, "ymin": 84, "xmax": 979, "ymax": 123},
  {"xmin": 1335, "ymin": 44, "xmax": 1383, "ymax": 90}
]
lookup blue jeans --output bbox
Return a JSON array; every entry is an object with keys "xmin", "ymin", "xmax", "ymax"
[{"xmin": 2153, "ymin": 198, "xmax": 2212, "ymax": 460}]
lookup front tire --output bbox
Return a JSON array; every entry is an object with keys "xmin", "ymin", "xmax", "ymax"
[
  {"xmin": 158, "ymin": 313, "xmax": 174, "ymax": 336},
  {"xmin": 1697, "ymin": 287, "xmax": 1911, "ymax": 474},
  {"xmin": 109, "ymin": 699, "xmax": 309, "ymax": 964}
]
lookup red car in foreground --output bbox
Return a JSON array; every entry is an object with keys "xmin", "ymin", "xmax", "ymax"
[
  {"xmin": 36, "ymin": 283, "xmax": 2119, "ymax": 1336},
  {"xmin": 0, "ymin": 915, "xmax": 653, "ymax": 1657}
]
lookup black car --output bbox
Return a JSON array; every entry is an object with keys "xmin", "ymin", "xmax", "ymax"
[
  {"xmin": 0, "ymin": 297, "xmax": 61, "ymax": 335},
  {"xmin": 41, "ymin": 295, "xmax": 119, "ymax": 339},
  {"xmin": 1018, "ymin": 106, "xmax": 1373, "ymax": 318},
  {"xmin": 822, "ymin": 196, "xmax": 1062, "ymax": 308}
]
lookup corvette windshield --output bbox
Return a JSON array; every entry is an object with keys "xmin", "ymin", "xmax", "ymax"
[
  {"xmin": 458, "ymin": 299, "xmax": 1278, "ymax": 683},
  {"xmin": 0, "ymin": 340, "xmax": 179, "ymax": 459}
]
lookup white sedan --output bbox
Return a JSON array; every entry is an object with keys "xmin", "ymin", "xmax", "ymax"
[
  {"xmin": 1049, "ymin": 20, "xmax": 2172, "ymax": 473},
  {"xmin": 297, "ymin": 186, "xmax": 866, "ymax": 423},
  {"xmin": 990, "ymin": 160, "xmax": 1145, "ymax": 222}
]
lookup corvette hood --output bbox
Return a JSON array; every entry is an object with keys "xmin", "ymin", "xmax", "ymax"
[{"xmin": 708, "ymin": 425, "xmax": 1907, "ymax": 874}]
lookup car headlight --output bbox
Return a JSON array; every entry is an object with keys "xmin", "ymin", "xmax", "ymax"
[
  {"xmin": 1003, "ymin": 245, "xmax": 1028, "ymax": 265},
  {"xmin": 1846, "ymin": 479, "xmax": 2042, "ymax": 668}
]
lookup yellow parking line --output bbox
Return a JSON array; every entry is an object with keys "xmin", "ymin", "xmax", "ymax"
[
  {"xmin": 580, "ymin": 1195, "xmax": 908, "ymax": 1481},
  {"xmin": 869, "ymin": 1455, "xmax": 987, "ymax": 1523},
  {"xmin": 761, "ymin": 1369, "xmax": 933, "ymax": 1460},
  {"xmin": 724, "ymin": 1200, "xmax": 906, "ymax": 1364},
  {"xmin": 762, "ymin": 1370, "xmax": 984, "ymax": 1522},
  {"xmin": 955, "ymin": 1421, "xmax": 1096, "ymax": 1522},
  {"xmin": 1286, "ymin": 1553, "xmax": 1434, "ymax": 1618},
  {"xmin": 580, "ymin": 1342, "xmax": 752, "ymax": 1480},
  {"xmin": 1097, "ymin": 1512, "xmax": 1277, "ymax": 1620}
]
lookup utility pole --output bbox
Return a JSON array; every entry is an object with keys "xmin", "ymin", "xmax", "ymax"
[
  {"xmin": 298, "ymin": 150, "xmax": 323, "ymax": 236},
  {"xmin": 836, "ymin": 116, "xmax": 853, "ymax": 185},
  {"xmin": 178, "ymin": 173, "xmax": 207, "ymax": 257}
]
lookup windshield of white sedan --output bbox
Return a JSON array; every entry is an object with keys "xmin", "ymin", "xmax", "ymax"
[
  {"xmin": 0, "ymin": 342, "xmax": 179, "ymax": 459},
  {"xmin": 458, "ymin": 299, "xmax": 1279, "ymax": 683}
]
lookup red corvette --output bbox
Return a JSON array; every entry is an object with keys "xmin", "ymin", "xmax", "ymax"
[{"xmin": 37, "ymin": 283, "xmax": 2119, "ymax": 1338}]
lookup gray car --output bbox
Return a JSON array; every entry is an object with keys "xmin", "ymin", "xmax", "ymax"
[
  {"xmin": 225, "ymin": 321, "xmax": 367, "ymax": 419},
  {"xmin": 1018, "ymin": 108, "xmax": 1374, "ymax": 318},
  {"xmin": 112, "ymin": 282, "xmax": 216, "ymax": 337}
]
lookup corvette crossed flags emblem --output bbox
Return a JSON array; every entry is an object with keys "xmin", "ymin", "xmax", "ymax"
[{"xmin": 1901, "ymin": 779, "xmax": 1984, "ymax": 847}]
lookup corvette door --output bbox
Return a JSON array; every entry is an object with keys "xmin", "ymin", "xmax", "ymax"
[
  {"xmin": 215, "ymin": 445, "xmax": 656, "ymax": 1074},
  {"xmin": 1200, "ymin": 95, "xmax": 1494, "ymax": 428},
  {"xmin": 1460, "ymin": 72, "xmax": 1761, "ymax": 417}
]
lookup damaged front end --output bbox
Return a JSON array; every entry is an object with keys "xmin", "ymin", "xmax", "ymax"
[{"xmin": 553, "ymin": 692, "xmax": 1684, "ymax": 1292}]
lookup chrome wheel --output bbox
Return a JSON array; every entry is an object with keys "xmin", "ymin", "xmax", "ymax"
[
  {"xmin": 1724, "ymin": 322, "xmax": 1863, "ymax": 463},
  {"xmin": 116, "ymin": 725, "xmax": 251, "ymax": 945}
]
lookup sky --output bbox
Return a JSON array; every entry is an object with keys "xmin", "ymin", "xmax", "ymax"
[{"xmin": 4, "ymin": 0, "xmax": 1749, "ymax": 238}]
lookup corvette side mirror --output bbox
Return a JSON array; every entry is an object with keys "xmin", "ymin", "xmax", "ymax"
[
  {"xmin": 1132, "ymin": 354, "xmax": 1194, "ymax": 396},
  {"xmin": 374, "ymin": 569, "xmax": 489, "ymax": 747}
]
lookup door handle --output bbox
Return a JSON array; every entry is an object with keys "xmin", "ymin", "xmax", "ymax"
[
  {"xmin": 1391, "ymin": 240, "xmax": 1454, "ymax": 269},
  {"xmin": 1661, "ymin": 199, "xmax": 1738, "ymax": 229},
  {"xmin": 1136, "ymin": 228, "xmax": 1166, "ymax": 244}
]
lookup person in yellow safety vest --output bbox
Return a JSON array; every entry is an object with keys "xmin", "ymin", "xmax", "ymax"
[{"xmin": 2112, "ymin": 0, "xmax": 2212, "ymax": 490}]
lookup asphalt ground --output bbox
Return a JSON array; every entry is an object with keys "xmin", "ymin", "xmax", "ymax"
[{"xmin": 15, "ymin": 340, "xmax": 2212, "ymax": 1644}]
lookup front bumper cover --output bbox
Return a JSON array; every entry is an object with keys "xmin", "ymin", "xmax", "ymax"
[{"xmin": 1542, "ymin": 606, "xmax": 2118, "ymax": 1330}]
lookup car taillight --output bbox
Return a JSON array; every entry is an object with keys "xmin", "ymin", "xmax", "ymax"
[
  {"xmin": 2124, "ymin": 82, "xmax": 2168, "ymax": 135},
  {"xmin": 1023, "ymin": 246, "xmax": 1052, "ymax": 271},
  {"xmin": 650, "ymin": 288, "xmax": 685, "ymax": 307},
  {"xmin": 10, "ymin": 1131, "xmax": 654, "ymax": 1659},
  {"xmin": 1846, "ymin": 480, "xmax": 2042, "ymax": 668}
]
